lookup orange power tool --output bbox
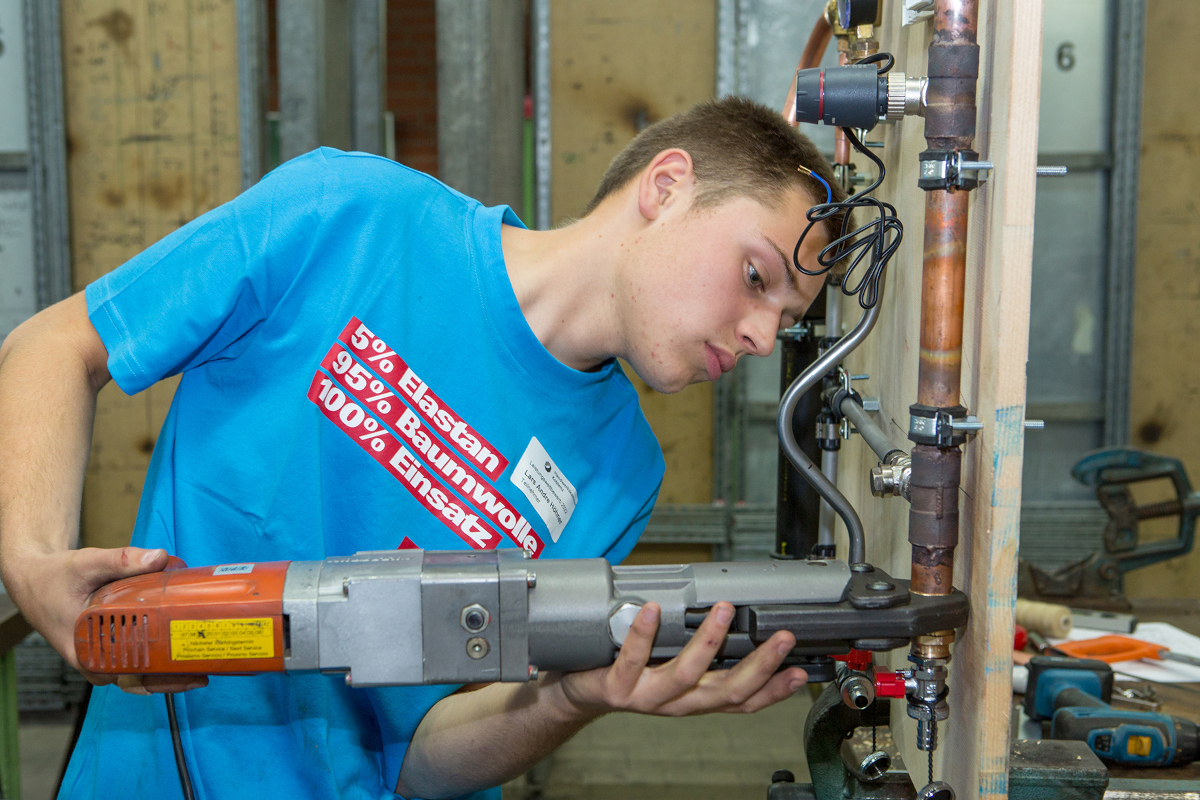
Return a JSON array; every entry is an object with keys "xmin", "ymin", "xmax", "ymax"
[{"xmin": 75, "ymin": 557, "xmax": 291, "ymax": 677}]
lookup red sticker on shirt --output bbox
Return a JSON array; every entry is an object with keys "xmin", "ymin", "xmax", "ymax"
[
  {"xmin": 336, "ymin": 318, "xmax": 510, "ymax": 481},
  {"xmin": 306, "ymin": 371, "xmax": 505, "ymax": 551},
  {"xmin": 318, "ymin": 342, "xmax": 544, "ymax": 556}
]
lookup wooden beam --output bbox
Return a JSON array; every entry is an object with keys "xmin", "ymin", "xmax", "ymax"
[
  {"xmin": 549, "ymin": 0, "xmax": 717, "ymax": 507},
  {"xmin": 836, "ymin": 2, "xmax": 1042, "ymax": 796},
  {"xmin": 1125, "ymin": 0, "xmax": 1200, "ymax": 600},
  {"xmin": 62, "ymin": 0, "xmax": 243, "ymax": 548}
]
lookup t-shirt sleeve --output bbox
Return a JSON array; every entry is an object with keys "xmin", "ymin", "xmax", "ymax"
[
  {"xmin": 602, "ymin": 483, "xmax": 661, "ymax": 565},
  {"xmin": 86, "ymin": 150, "xmax": 330, "ymax": 395}
]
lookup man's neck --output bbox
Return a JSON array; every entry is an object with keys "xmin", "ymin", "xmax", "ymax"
[{"xmin": 500, "ymin": 202, "xmax": 634, "ymax": 372}]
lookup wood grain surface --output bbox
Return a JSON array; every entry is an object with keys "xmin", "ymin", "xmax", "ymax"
[
  {"xmin": 550, "ymin": 1, "xmax": 717, "ymax": 506},
  {"xmin": 62, "ymin": 0, "xmax": 242, "ymax": 548},
  {"xmin": 1124, "ymin": 0, "xmax": 1200, "ymax": 600}
]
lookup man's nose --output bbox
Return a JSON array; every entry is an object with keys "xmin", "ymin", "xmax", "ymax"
[{"xmin": 737, "ymin": 309, "xmax": 778, "ymax": 358}]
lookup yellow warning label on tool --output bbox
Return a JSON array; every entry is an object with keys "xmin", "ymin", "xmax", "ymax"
[{"xmin": 169, "ymin": 618, "xmax": 275, "ymax": 661}]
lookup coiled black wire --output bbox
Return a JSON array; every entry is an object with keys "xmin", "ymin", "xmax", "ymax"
[{"xmin": 792, "ymin": 56, "xmax": 903, "ymax": 309}]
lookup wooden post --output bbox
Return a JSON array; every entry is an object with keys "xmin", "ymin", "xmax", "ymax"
[
  {"xmin": 836, "ymin": 1, "xmax": 1043, "ymax": 796},
  {"xmin": 1125, "ymin": 0, "xmax": 1200, "ymax": 600},
  {"xmin": 61, "ymin": 1, "xmax": 244, "ymax": 548}
]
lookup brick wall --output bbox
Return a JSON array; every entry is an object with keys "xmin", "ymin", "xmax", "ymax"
[
  {"xmin": 387, "ymin": 0, "xmax": 438, "ymax": 176},
  {"xmin": 263, "ymin": 0, "xmax": 439, "ymax": 176}
]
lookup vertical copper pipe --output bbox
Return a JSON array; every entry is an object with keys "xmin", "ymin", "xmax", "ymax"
[
  {"xmin": 922, "ymin": 0, "xmax": 980, "ymax": 153},
  {"xmin": 916, "ymin": 190, "xmax": 969, "ymax": 408},
  {"xmin": 799, "ymin": 15, "xmax": 833, "ymax": 71},
  {"xmin": 909, "ymin": 0, "xmax": 979, "ymax": 597}
]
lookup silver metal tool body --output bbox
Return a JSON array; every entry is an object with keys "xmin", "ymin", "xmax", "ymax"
[{"xmin": 281, "ymin": 549, "xmax": 855, "ymax": 687}]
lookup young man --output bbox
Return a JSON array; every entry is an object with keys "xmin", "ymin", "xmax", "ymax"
[{"xmin": 0, "ymin": 97, "xmax": 842, "ymax": 799}]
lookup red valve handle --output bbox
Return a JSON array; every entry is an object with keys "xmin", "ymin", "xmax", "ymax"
[
  {"xmin": 874, "ymin": 671, "xmax": 907, "ymax": 698},
  {"xmin": 832, "ymin": 649, "xmax": 873, "ymax": 671}
]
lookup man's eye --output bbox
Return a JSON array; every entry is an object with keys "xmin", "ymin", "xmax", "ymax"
[{"xmin": 748, "ymin": 264, "xmax": 763, "ymax": 287}]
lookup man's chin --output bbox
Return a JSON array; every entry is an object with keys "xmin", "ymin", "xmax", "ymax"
[
  {"xmin": 624, "ymin": 361, "xmax": 695, "ymax": 394},
  {"xmin": 652, "ymin": 370, "xmax": 710, "ymax": 394}
]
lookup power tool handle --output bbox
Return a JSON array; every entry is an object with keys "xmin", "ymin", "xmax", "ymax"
[
  {"xmin": 1054, "ymin": 686, "xmax": 1109, "ymax": 712},
  {"xmin": 1053, "ymin": 707, "xmax": 1197, "ymax": 767}
]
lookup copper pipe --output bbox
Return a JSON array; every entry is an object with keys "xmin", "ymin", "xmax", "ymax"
[
  {"xmin": 917, "ymin": 189, "xmax": 969, "ymax": 407},
  {"xmin": 909, "ymin": 445, "xmax": 961, "ymax": 595},
  {"xmin": 800, "ymin": 14, "xmax": 833, "ymax": 71},
  {"xmin": 924, "ymin": 0, "xmax": 980, "ymax": 152},
  {"xmin": 782, "ymin": 14, "xmax": 833, "ymax": 124},
  {"xmin": 908, "ymin": 0, "xmax": 979, "ymax": 597}
]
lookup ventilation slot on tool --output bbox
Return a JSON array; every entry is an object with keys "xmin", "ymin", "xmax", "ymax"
[{"xmin": 84, "ymin": 613, "xmax": 136, "ymax": 671}]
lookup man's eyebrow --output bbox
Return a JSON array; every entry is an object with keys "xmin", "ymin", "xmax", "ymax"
[{"xmin": 764, "ymin": 236, "xmax": 796, "ymax": 293}]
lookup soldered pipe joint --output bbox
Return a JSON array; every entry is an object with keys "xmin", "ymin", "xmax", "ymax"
[
  {"xmin": 923, "ymin": 43, "xmax": 980, "ymax": 151},
  {"xmin": 908, "ymin": 445, "xmax": 961, "ymax": 595}
]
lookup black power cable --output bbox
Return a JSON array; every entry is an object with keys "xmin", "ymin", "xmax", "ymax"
[
  {"xmin": 792, "ymin": 55, "xmax": 903, "ymax": 310},
  {"xmin": 165, "ymin": 693, "xmax": 197, "ymax": 800}
]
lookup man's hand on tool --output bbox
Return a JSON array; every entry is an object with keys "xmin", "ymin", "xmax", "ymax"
[
  {"xmin": 0, "ymin": 294, "xmax": 205, "ymax": 696},
  {"xmin": 398, "ymin": 601, "xmax": 807, "ymax": 798},
  {"xmin": 560, "ymin": 601, "xmax": 808, "ymax": 716},
  {"xmin": 5, "ymin": 545, "xmax": 208, "ymax": 695}
]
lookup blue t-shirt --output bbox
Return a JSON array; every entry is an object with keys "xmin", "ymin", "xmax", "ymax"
[{"xmin": 61, "ymin": 148, "xmax": 664, "ymax": 800}]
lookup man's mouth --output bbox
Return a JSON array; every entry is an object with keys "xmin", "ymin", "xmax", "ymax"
[{"xmin": 704, "ymin": 345, "xmax": 734, "ymax": 381}]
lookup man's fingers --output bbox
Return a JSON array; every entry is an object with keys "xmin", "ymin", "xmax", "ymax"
[
  {"xmin": 658, "ymin": 663, "xmax": 808, "ymax": 717},
  {"xmin": 609, "ymin": 603, "xmax": 659, "ymax": 689},
  {"xmin": 706, "ymin": 631, "xmax": 796, "ymax": 705},
  {"xmin": 665, "ymin": 602, "xmax": 735, "ymax": 690},
  {"xmin": 656, "ymin": 631, "xmax": 798, "ymax": 715},
  {"xmin": 725, "ymin": 667, "xmax": 808, "ymax": 714},
  {"xmin": 144, "ymin": 675, "xmax": 209, "ymax": 694},
  {"xmin": 727, "ymin": 630, "xmax": 795, "ymax": 683},
  {"xmin": 74, "ymin": 546, "xmax": 167, "ymax": 591}
]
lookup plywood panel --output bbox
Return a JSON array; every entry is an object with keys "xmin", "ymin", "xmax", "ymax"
[
  {"xmin": 1124, "ymin": 0, "xmax": 1200, "ymax": 599},
  {"xmin": 550, "ymin": 1, "xmax": 717, "ymax": 505},
  {"xmin": 626, "ymin": 369, "xmax": 713, "ymax": 504},
  {"xmin": 834, "ymin": 2, "xmax": 1042, "ymax": 796},
  {"xmin": 62, "ymin": 1, "xmax": 242, "ymax": 548}
]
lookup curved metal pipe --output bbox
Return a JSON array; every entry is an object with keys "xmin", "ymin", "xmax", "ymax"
[{"xmin": 778, "ymin": 282, "xmax": 885, "ymax": 565}]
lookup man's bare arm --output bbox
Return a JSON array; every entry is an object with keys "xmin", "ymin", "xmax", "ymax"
[
  {"xmin": 0, "ymin": 293, "xmax": 200, "ymax": 692},
  {"xmin": 396, "ymin": 602, "xmax": 807, "ymax": 798}
]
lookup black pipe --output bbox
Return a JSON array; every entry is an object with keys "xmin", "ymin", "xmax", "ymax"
[{"xmin": 775, "ymin": 288, "xmax": 827, "ymax": 560}]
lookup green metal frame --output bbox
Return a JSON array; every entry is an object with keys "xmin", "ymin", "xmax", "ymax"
[{"xmin": 0, "ymin": 649, "xmax": 19, "ymax": 799}]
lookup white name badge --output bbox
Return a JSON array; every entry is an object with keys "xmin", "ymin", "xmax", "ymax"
[{"xmin": 510, "ymin": 437, "xmax": 578, "ymax": 543}]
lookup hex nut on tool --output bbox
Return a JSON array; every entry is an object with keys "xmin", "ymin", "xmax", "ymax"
[
  {"xmin": 466, "ymin": 637, "xmax": 490, "ymax": 659},
  {"xmin": 460, "ymin": 603, "xmax": 491, "ymax": 633}
]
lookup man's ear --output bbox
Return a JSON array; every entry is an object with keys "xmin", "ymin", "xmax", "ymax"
[{"xmin": 637, "ymin": 149, "xmax": 695, "ymax": 222}]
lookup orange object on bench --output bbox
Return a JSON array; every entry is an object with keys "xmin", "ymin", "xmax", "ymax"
[{"xmin": 1055, "ymin": 635, "xmax": 1165, "ymax": 664}]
